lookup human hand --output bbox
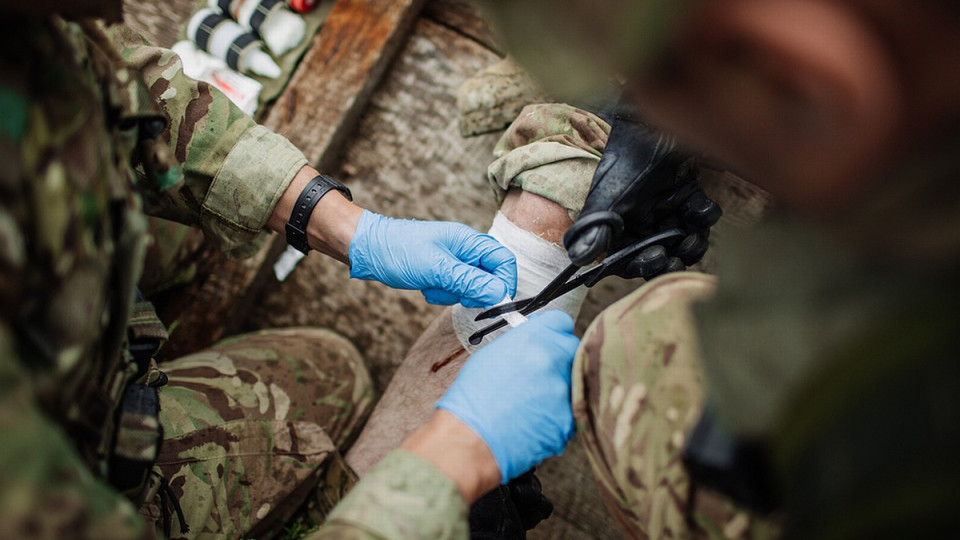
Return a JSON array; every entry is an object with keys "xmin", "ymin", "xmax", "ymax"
[
  {"xmin": 437, "ymin": 311, "xmax": 579, "ymax": 484},
  {"xmin": 563, "ymin": 112, "xmax": 722, "ymax": 278},
  {"xmin": 348, "ymin": 211, "xmax": 518, "ymax": 308}
]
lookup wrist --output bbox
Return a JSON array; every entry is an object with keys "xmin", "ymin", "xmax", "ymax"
[
  {"xmin": 269, "ymin": 166, "xmax": 364, "ymax": 263},
  {"xmin": 401, "ymin": 410, "xmax": 502, "ymax": 504}
]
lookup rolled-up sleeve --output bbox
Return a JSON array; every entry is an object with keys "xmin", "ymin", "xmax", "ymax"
[
  {"xmin": 308, "ymin": 450, "xmax": 469, "ymax": 540},
  {"xmin": 200, "ymin": 124, "xmax": 306, "ymax": 250},
  {"xmin": 487, "ymin": 103, "xmax": 610, "ymax": 221},
  {"xmin": 111, "ymin": 25, "xmax": 306, "ymax": 254}
]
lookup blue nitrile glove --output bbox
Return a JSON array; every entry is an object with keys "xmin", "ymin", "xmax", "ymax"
[
  {"xmin": 349, "ymin": 211, "xmax": 518, "ymax": 308},
  {"xmin": 437, "ymin": 311, "xmax": 580, "ymax": 484}
]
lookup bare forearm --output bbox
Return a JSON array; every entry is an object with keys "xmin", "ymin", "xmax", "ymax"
[{"xmin": 401, "ymin": 410, "xmax": 501, "ymax": 504}]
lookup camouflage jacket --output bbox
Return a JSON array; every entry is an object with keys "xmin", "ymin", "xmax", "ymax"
[
  {"xmin": 0, "ymin": 10, "xmax": 478, "ymax": 539},
  {"xmin": 0, "ymin": 12, "xmax": 306, "ymax": 538},
  {"xmin": 309, "ymin": 449, "xmax": 469, "ymax": 540}
]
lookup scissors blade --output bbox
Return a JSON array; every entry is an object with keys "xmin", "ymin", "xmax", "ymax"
[
  {"xmin": 469, "ymin": 229, "xmax": 687, "ymax": 345},
  {"xmin": 473, "ymin": 298, "xmax": 534, "ymax": 321},
  {"xmin": 467, "ymin": 266, "xmax": 587, "ymax": 345},
  {"xmin": 474, "ymin": 264, "xmax": 579, "ymax": 322}
]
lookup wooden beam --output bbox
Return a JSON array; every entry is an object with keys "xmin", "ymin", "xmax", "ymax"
[{"xmin": 263, "ymin": 0, "xmax": 428, "ymax": 172}]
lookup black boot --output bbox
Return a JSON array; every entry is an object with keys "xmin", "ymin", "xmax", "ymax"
[{"xmin": 468, "ymin": 469, "xmax": 554, "ymax": 539}]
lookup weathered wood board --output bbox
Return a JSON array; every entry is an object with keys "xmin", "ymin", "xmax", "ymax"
[{"xmin": 263, "ymin": 0, "xmax": 428, "ymax": 171}]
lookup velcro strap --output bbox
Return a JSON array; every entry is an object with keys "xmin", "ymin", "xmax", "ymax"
[
  {"xmin": 109, "ymin": 383, "xmax": 163, "ymax": 492},
  {"xmin": 195, "ymin": 12, "xmax": 226, "ymax": 52},
  {"xmin": 249, "ymin": 0, "xmax": 283, "ymax": 33},
  {"xmin": 226, "ymin": 32, "xmax": 258, "ymax": 71}
]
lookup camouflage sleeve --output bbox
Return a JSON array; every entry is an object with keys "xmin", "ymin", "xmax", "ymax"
[
  {"xmin": 307, "ymin": 449, "xmax": 469, "ymax": 540},
  {"xmin": 0, "ymin": 327, "xmax": 150, "ymax": 540},
  {"xmin": 111, "ymin": 25, "xmax": 307, "ymax": 255},
  {"xmin": 487, "ymin": 103, "xmax": 611, "ymax": 221}
]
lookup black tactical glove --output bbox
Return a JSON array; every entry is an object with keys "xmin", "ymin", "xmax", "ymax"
[
  {"xmin": 563, "ymin": 110, "xmax": 722, "ymax": 279},
  {"xmin": 469, "ymin": 469, "xmax": 554, "ymax": 539}
]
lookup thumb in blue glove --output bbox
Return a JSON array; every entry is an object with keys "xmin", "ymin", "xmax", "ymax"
[
  {"xmin": 437, "ymin": 310, "xmax": 580, "ymax": 484},
  {"xmin": 348, "ymin": 211, "xmax": 518, "ymax": 308}
]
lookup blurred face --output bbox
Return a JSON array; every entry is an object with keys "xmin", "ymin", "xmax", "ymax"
[{"xmin": 622, "ymin": 0, "xmax": 960, "ymax": 216}]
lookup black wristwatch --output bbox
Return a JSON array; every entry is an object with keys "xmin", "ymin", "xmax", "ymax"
[{"xmin": 285, "ymin": 174, "xmax": 353, "ymax": 254}]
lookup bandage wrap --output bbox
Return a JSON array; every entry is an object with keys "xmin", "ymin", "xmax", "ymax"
[
  {"xmin": 210, "ymin": 0, "xmax": 307, "ymax": 57},
  {"xmin": 188, "ymin": 9, "xmax": 281, "ymax": 77},
  {"xmin": 452, "ymin": 211, "xmax": 587, "ymax": 352}
]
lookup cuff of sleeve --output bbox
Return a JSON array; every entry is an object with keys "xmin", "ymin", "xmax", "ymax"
[
  {"xmin": 200, "ymin": 125, "xmax": 307, "ymax": 253},
  {"xmin": 324, "ymin": 449, "xmax": 469, "ymax": 540},
  {"xmin": 487, "ymin": 141, "xmax": 600, "ymax": 221}
]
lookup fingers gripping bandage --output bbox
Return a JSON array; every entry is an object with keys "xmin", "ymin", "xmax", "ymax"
[{"xmin": 452, "ymin": 211, "xmax": 587, "ymax": 352}]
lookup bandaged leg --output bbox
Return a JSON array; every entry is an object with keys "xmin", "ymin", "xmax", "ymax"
[
  {"xmin": 345, "ymin": 189, "xmax": 587, "ymax": 476},
  {"xmin": 451, "ymin": 210, "xmax": 587, "ymax": 352}
]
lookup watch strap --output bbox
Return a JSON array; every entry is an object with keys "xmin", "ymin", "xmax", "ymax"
[{"xmin": 285, "ymin": 174, "xmax": 353, "ymax": 254}]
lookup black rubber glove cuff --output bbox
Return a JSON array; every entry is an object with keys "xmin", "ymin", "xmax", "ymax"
[{"xmin": 285, "ymin": 174, "xmax": 353, "ymax": 254}]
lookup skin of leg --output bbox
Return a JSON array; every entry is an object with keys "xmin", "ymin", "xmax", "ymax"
[
  {"xmin": 141, "ymin": 327, "xmax": 374, "ymax": 540},
  {"xmin": 344, "ymin": 188, "xmax": 573, "ymax": 477},
  {"xmin": 573, "ymin": 272, "xmax": 780, "ymax": 540}
]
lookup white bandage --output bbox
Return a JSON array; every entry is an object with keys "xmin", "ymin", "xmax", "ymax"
[
  {"xmin": 452, "ymin": 211, "xmax": 587, "ymax": 352},
  {"xmin": 488, "ymin": 295, "xmax": 529, "ymax": 329}
]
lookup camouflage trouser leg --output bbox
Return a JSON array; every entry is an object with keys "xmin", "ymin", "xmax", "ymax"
[
  {"xmin": 140, "ymin": 327, "xmax": 375, "ymax": 540},
  {"xmin": 572, "ymin": 272, "xmax": 780, "ymax": 540}
]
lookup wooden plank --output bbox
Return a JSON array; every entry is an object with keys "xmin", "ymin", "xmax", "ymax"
[{"xmin": 263, "ymin": 0, "xmax": 429, "ymax": 172}]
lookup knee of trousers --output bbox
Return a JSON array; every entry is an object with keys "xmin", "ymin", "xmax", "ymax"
[
  {"xmin": 571, "ymin": 272, "xmax": 717, "ymax": 536},
  {"xmin": 161, "ymin": 327, "xmax": 375, "ymax": 447}
]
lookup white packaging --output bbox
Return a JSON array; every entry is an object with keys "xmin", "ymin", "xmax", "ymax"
[{"xmin": 172, "ymin": 40, "xmax": 263, "ymax": 116}]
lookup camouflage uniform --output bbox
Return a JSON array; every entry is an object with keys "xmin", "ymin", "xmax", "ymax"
[
  {"xmin": 481, "ymin": 102, "xmax": 783, "ymax": 539},
  {"xmin": 486, "ymin": 102, "xmax": 611, "ymax": 222},
  {"xmin": 478, "ymin": 92, "xmax": 960, "ymax": 538},
  {"xmin": 0, "ymin": 7, "xmax": 382, "ymax": 539}
]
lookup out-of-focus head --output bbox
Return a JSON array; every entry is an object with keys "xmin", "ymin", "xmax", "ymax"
[{"xmin": 481, "ymin": 0, "xmax": 960, "ymax": 218}]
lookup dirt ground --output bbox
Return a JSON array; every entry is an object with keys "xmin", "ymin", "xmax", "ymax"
[{"xmin": 123, "ymin": 1, "xmax": 768, "ymax": 538}]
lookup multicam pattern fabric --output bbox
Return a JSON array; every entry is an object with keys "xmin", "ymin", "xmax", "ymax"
[
  {"xmin": 456, "ymin": 56, "xmax": 550, "ymax": 137},
  {"xmin": 0, "ymin": 10, "xmax": 368, "ymax": 540},
  {"xmin": 486, "ymin": 103, "xmax": 610, "ymax": 222},
  {"xmin": 110, "ymin": 24, "xmax": 307, "ymax": 258},
  {"xmin": 142, "ymin": 328, "xmax": 374, "ymax": 540},
  {"xmin": 312, "ymin": 450, "xmax": 469, "ymax": 540},
  {"xmin": 572, "ymin": 272, "xmax": 780, "ymax": 540}
]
